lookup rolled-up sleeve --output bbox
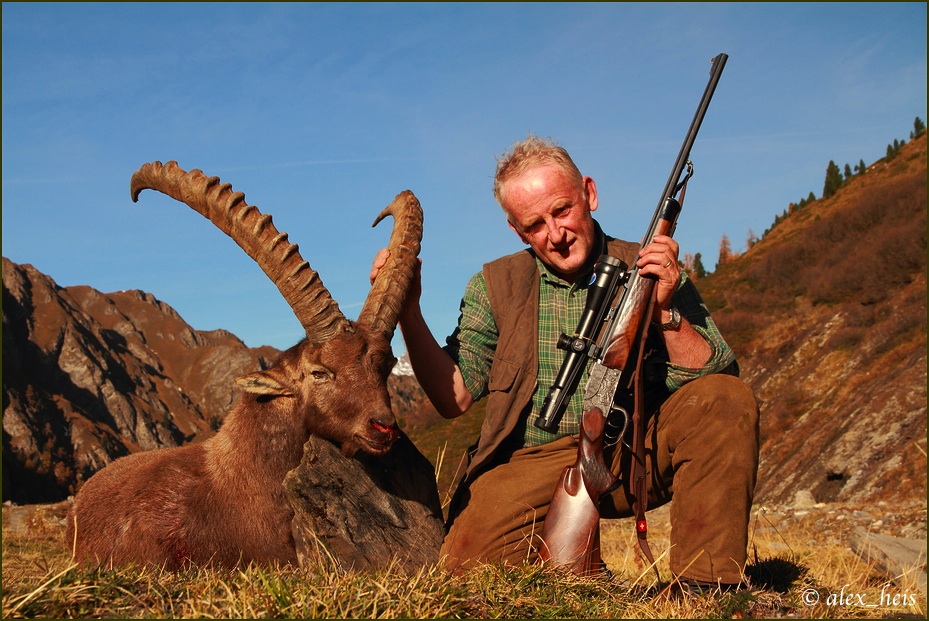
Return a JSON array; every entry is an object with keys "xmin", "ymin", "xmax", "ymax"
[{"xmin": 442, "ymin": 272, "xmax": 498, "ymax": 402}]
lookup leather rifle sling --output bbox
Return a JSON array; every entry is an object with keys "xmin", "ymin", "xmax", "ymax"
[
  {"xmin": 630, "ymin": 293, "xmax": 660, "ymax": 583},
  {"xmin": 630, "ymin": 159, "xmax": 690, "ymax": 584}
]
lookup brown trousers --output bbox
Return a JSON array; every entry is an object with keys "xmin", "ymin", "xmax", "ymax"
[{"xmin": 440, "ymin": 374, "xmax": 760, "ymax": 584}]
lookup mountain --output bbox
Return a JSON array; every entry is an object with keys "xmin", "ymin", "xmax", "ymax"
[
  {"xmin": 2, "ymin": 259, "xmax": 275, "ymax": 503},
  {"xmin": 697, "ymin": 132, "xmax": 927, "ymax": 507}
]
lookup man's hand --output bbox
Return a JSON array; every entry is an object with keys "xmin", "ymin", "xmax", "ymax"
[
  {"xmin": 371, "ymin": 248, "xmax": 422, "ymax": 321},
  {"xmin": 369, "ymin": 247, "xmax": 390, "ymax": 285},
  {"xmin": 636, "ymin": 234, "xmax": 681, "ymax": 318},
  {"xmin": 635, "ymin": 234, "xmax": 710, "ymax": 366}
]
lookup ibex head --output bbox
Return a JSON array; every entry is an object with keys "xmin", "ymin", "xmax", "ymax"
[{"xmin": 130, "ymin": 161, "xmax": 421, "ymax": 457}]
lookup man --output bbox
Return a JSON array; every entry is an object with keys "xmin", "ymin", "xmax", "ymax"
[{"xmin": 372, "ymin": 136, "xmax": 759, "ymax": 589}]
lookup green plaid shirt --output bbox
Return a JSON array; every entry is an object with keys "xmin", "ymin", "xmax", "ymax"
[{"xmin": 444, "ymin": 235, "xmax": 736, "ymax": 447}]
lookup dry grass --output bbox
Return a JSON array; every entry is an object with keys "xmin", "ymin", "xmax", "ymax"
[
  {"xmin": 602, "ymin": 501, "xmax": 927, "ymax": 619},
  {"xmin": 2, "ymin": 500, "xmax": 925, "ymax": 619}
]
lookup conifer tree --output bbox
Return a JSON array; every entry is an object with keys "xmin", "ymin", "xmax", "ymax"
[
  {"xmin": 887, "ymin": 139, "xmax": 904, "ymax": 160},
  {"xmin": 823, "ymin": 160, "xmax": 843, "ymax": 198},
  {"xmin": 914, "ymin": 116, "xmax": 925, "ymax": 138},
  {"xmin": 844, "ymin": 163, "xmax": 853, "ymax": 180},
  {"xmin": 693, "ymin": 252, "xmax": 707, "ymax": 279},
  {"xmin": 718, "ymin": 234, "xmax": 733, "ymax": 266}
]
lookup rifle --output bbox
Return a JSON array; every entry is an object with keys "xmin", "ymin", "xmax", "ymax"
[{"xmin": 537, "ymin": 53, "xmax": 728, "ymax": 574}]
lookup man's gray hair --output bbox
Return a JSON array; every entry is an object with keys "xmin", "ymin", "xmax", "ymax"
[{"xmin": 493, "ymin": 135, "xmax": 584, "ymax": 205}]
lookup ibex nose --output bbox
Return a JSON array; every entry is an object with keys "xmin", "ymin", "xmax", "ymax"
[
  {"xmin": 370, "ymin": 418, "xmax": 399, "ymax": 434},
  {"xmin": 369, "ymin": 418, "xmax": 400, "ymax": 444}
]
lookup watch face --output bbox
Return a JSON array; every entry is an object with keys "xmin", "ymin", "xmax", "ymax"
[{"xmin": 662, "ymin": 308, "xmax": 681, "ymax": 330}]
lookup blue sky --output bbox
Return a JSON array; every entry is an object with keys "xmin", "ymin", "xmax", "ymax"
[{"xmin": 3, "ymin": 2, "xmax": 926, "ymax": 352}]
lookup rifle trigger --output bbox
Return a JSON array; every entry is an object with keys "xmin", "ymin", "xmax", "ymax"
[{"xmin": 603, "ymin": 406, "xmax": 629, "ymax": 448}]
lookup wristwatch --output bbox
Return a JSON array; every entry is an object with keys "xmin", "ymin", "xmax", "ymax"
[{"xmin": 658, "ymin": 307, "xmax": 682, "ymax": 331}]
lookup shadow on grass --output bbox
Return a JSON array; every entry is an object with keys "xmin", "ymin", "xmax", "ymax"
[{"xmin": 745, "ymin": 554, "xmax": 808, "ymax": 593}]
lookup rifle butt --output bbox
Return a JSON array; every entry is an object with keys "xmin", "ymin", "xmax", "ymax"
[
  {"xmin": 538, "ymin": 463, "xmax": 606, "ymax": 574},
  {"xmin": 538, "ymin": 408, "xmax": 617, "ymax": 575}
]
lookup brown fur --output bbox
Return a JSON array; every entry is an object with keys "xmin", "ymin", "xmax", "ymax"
[{"xmin": 65, "ymin": 324, "xmax": 400, "ymax": 570}]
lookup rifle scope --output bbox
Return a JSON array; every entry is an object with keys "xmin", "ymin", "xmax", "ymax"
[{"xmin": 534, "ymin": 254, "xmax": 627, "ymax": 433}]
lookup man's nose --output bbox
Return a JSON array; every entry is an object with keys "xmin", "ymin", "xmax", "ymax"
[{"xmin": 546, "ymin": 218, "xmax": 565, "ymax": 242}]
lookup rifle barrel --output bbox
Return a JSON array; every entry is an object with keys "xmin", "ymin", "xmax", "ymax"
[{"xmin": 595, "ymin": 53, "xmax": 728, "ymax": 375}]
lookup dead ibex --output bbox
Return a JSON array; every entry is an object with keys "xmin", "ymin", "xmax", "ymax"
[{"xmin": 65, "ymin": 161, "xmax": 422, "ymax": 569}]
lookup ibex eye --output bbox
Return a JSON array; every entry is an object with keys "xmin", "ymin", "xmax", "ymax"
[{"xmin": 311, "ymin": 370, "xmax": 329, "ymax": 380}]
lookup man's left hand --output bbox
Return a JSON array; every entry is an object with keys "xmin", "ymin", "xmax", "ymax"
[{"xmin": 636, "ymin": 234, "xmax": 681, "ymax": 318}]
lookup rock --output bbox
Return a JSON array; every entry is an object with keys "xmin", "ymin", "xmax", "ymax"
[
  {"xmin": 1, "ymin": 501, "xmax": 70, "ymax": 538},
  {"xmin": 792, "ymin": 489, "xmax": 817, "ymax": 509},
  {"xmin": 284, "ymin": 432, "xmax": 445, "ymax": 573},
  {"xmin": 850, "ymin": 529, "xmax": 927, "ymax": 596}
]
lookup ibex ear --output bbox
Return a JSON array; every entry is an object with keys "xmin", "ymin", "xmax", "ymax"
[{"xmin": 236, "ymin": 372, "xmax": 294, "ymax": 397}]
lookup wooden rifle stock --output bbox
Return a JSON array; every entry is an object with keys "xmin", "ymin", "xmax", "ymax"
[
  {"xmin": 539, "ymin": 53, "xmax": 728, "ymax": 575},
  {"xmin": 538, "ymin": 408, "xmax": 618, "ymax": 574}
]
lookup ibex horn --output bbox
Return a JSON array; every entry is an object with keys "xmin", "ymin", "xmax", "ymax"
[
  {"xmin": 358, "ymin": 190, "xmax": 423, "ymax": 341},
  {"xmin": 129, "ymin": 160, "xmax": 351, "ymax": 343}
]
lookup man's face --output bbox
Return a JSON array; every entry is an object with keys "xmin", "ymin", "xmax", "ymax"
[{"xmin": 500, "ymin": 164, "xmax": 599, "ymax": 283}]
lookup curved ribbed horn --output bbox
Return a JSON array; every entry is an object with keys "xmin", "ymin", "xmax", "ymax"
[
  {"xmin": 358, "ymin": 190, "xmax": 423, "ymax": 341},
  {"xmin": 130, "ymin": 160, "xmax": 351, "ymax": 343}
]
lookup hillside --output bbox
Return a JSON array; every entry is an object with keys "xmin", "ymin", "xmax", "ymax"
[
  {"xmin": 698, "ymin": 132, "xmax": 927, "ymax": 507},
  {"xmin": 2, "ymin": 259, "xmax": 275, "ymax": 502}
]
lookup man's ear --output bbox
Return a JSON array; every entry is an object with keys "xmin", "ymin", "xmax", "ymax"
[
  {"xmin": 507, "ymin": 219, "xmax": 530, "ymax": 245},
  {"xmin": 583, "ymin": 176, "xmax": 599, "ymax": 213}
]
